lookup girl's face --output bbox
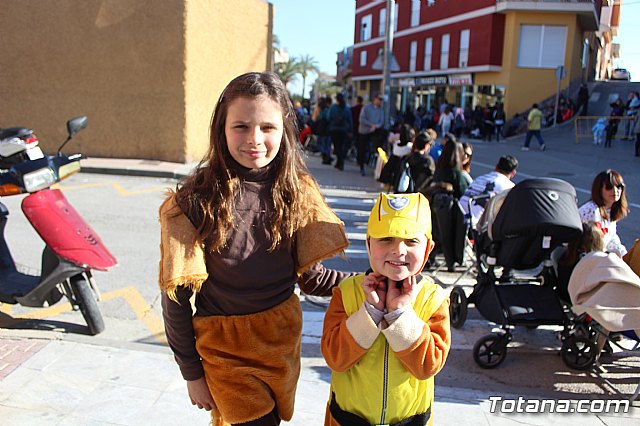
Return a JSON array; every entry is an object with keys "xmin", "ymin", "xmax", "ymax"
[
  {"xmin": 225, "ymin": 95, "xmax": 284, "ymax": 169},
  {"xmin": 601, "ymin": 181, "xmax": 623, "ymax": 208},
  {"xmin": 367, "ymin": 235, "xmax": 428, "ymax": 282}
]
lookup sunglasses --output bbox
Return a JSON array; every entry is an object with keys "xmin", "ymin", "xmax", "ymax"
[{"xmin": 604, "ymin": 183, "xmax": 624, "ymax": 190}]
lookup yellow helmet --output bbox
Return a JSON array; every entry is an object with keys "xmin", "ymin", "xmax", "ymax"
[{"xmin": 367, "ymin": 193, "xmax": 432, "ymax": 239}]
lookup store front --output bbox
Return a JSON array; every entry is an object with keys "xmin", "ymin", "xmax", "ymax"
[{"xmin": 387, "ymin": 73, "xmax": 506, "ymax": 118}]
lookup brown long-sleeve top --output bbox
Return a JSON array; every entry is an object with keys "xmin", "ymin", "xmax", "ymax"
[{"xmin": 161, "ymin": 162, "xmax": 351, "ymax": 381}]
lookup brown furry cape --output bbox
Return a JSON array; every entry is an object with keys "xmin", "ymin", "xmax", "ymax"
[{"xmin": 158, "ymin": 176, "xmax": 349, "ymax": 299}]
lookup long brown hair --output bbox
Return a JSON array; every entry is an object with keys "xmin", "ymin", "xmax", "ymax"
[
  {"xmin": 436, "ymin": 136, "xmax": 463, "ymax": 170},
  {"xmin": 175, "ymin": 72, "xmax": 312, "ymax": 252},
  {"xmin": 590, "ymin": 169, "xmax": 628, "ymax": 222}
]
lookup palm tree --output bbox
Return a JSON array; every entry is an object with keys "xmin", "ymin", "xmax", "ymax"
[
  {"xmin": 297, "ymin": 54, "xmax": 320, "ymax": 99},
  {"xmin": 272, "ymin": 34, "xmax": 281, "ymax": 57},
  {"xmin": 274, "ymin": 58, "xmax": 300, "ymax": 89}
]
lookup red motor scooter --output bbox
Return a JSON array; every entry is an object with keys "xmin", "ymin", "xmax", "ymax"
[{"xmin": 0, "ymin": 116, "xmax": 117, "ymax": 335}]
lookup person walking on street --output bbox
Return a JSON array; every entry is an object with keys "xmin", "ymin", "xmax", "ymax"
[
  {"xmin": 605, "ymin": 98, "xmax": 625, "ymax": 148},
  {"xmin": 438, "ymin": 106, "xmax": 454, "ymax": 137},
  {"xmin": 522, "ymin": 103, "xmax": 545, "ymax": 151},
  {"xmin": 311, "ymin": 97, "xmax": 333, "ymax": 164},
  {"xmin": 493, "ymin": 104, "xmax": 506, "ymax": 142},
  {"xmin": 624, "ymin": 91, "xmax": 640, "ymax": 139},
  {"xmin": 350, "ymin": 96, "xmax": 363, "ymax": 162},
  {"xmin": 358, "ymin": 94, "xmax": 385, "ymax": 176},
  {"xmin": 577, "ymin": 83, "xmax": 589, "ymax": 116},
  {"xmin": 328, "ymin": 93, "xmax": 353, "ymax": 171},
  {"xmin": 634, "ymin": 112, "xmax": 640, "ymax": 157}
]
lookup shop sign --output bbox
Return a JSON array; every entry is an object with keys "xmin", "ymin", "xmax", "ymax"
[
  {"xmin": 398, "ymin": 78, "xmax": 415, "ymax": 87},
  {"xmin": 448, "ymin": 73, "xmax": 473, "ymax": 86},
  {"xmin": 415, "ymin": 75, "xmax": 448, "ymax": 86}
]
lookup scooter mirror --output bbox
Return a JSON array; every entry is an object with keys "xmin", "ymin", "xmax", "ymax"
[{"xmin": 66, "ymin": 116, "xmax": 88, "ymax": 139}]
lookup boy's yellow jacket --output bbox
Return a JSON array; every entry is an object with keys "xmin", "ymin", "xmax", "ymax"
[{"xmin": 321, "ymin": 274, "xmax": 451, "ymax": 425}]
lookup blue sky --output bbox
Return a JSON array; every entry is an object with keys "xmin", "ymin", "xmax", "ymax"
[
  {"xmin": 613, "ymin": 1, "xmax": 640, "ymax": 81},
  {"xmin": 271, "ymin": 0, "xmax": 640, "ymax": 95},
  {"xmin": 271, "ymin": 0, "xmax": 355, "ymax": 95}
]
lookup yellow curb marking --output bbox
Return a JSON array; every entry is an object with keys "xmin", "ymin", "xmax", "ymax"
[
  {"xmin": 58, "ymin": 181, "xmax": 169, "ymax": 196},
  {"xmin": 2, "ymin": 287, "xmax": 166, "ymax": 344},
  {"xmin": 101, "ymin": 287, "xmax": 167, "ymax": 344}
]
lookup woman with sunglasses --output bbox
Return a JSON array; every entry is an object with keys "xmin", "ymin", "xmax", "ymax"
[
  {"xmin": 578, "ymin": 170, "xmax": 629, "ymax": 256},
  {"xmin": 461, "ymin": 142, "xmax": 474, "ymax": 186}
]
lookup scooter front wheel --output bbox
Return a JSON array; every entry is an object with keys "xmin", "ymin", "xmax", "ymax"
[{"xmin": 70, "ymin": 273, "xmax": 105, "ymax": 335}]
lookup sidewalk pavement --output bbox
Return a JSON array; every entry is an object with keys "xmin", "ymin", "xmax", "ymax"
[{"xmin": 2, "ymin": 142, "xmax": 639, "ymax": 425}]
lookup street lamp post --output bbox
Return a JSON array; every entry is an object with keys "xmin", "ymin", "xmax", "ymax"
[{"xmin": 382, "ymin": 0, "xmax": 395, "ymax": 130}]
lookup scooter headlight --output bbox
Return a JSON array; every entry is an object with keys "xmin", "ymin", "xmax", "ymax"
[{"xmin": 23, "ymin": 167, "xmax": 56, "ymax": 192}]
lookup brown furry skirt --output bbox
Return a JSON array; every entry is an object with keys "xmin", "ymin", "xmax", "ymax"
[{"xmin": 193, "ymin": 294, "xmax": 303, "ymax": 425}]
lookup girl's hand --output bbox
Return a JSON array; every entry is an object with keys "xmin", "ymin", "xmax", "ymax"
[
  {"xmin": 362, "ymin": 272, "xmax": 387, "ymax": 311},
  {"xmin": 386, "ymin": 275, "xmax": 418, "ymax": 312},
  {"xmin": 187, "ymin": 377, "xmax": 216, "ymax": 411}
]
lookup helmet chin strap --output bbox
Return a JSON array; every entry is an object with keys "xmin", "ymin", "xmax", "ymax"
[{"xmin": 417, "ymin": 239, "xmax": 435, "ymax": 273}]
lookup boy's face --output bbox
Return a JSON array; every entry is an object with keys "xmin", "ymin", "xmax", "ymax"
[{"xmin": 368, "ymin": 235, "xmax": 429, "ymax": 282}]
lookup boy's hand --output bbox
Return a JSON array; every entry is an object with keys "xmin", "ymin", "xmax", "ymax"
[
  {"xmin": 362, "ymin": 272, "xmax": 387, "ymax": 311},
  {"xmin": 386, "ymin": 275, "xmax": 418, "ymax": 312}
]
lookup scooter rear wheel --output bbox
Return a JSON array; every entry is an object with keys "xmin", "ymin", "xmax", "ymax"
[{"xmin": 70, "ymin": 274, "xmax": 105, "ymax": 335}]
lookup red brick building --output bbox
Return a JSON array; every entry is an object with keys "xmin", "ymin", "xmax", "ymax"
[{"xmin": 351, "ymin": 0, "xmax": 602, "ymax": 120}]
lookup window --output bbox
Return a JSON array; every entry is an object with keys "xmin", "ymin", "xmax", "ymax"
[
  {"xmin": 440, "ymin": 34, "xmax": 450, "ymax": 69},
  {"xmin": 582, "ymin": 39, "xmax": 589, "ymax": 69},
  {"xmin": 411, "ymin": 0, "xmax": 420, "ymax": 27},
  {"xmin": 459, "ymin": 29, "xmax": 470, "ymax": 68},
  {"xmin": 394, "ymin": 2, "xmax": 399, "ymax": 32},
  {"xmin": 424, "ymin": 38, "xmax": 433, "ymax": 71},
  {"xmin": 427, "ymin": 0, "xmax": 436, "ymax": 6},
  {"xmin": 360, "ymin": 14, "xmax": 372, "ymax": 42},
  {"xmin": 517, "ymin": 25, "xmax": 567, "ymax": 68},
  {"xmin": 410, "ymin": 41, "xmax": 418, "ymax": 72},
  {"xmin": 379, "ymin": 8, "xmax": 386, "ymax": 37},
  {"xmin": 360, "ymin": 50, "xmax": 367, "ymax": 66}
]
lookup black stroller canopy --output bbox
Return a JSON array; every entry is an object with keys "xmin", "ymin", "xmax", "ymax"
[{"xmin": 492, "ymin": 178, "xmax": 582, "ymax": 242}]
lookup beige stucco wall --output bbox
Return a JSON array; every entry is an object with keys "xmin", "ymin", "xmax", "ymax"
[
  {"xmin": 477, "ymin": 11, "xmax": 583, "ymax": 117},
  {"xmin": 0, "ymin": 0, "xmax": 271, "ymax": 163},
  {"xmin": 184, "ymin": 0, "xmax": 271, "ymax": 162}
]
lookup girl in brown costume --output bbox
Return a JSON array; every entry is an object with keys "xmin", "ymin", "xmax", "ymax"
[{"xmin": 159, "ymin": 72, "xmax": 350, "ymax": 425}]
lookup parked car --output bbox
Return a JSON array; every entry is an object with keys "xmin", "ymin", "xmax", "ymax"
[{"xmin": 611, "ymin": 68, "xmax": 631, "ymax": 81}]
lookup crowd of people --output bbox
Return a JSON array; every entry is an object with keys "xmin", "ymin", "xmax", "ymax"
[{"xmin": 158, "ymin": 71, "xmax": 638, "ymax": 425}]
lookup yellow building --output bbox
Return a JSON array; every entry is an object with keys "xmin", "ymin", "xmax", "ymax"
[{"xmin": 0, "ymin": 0, "xmax": 273, "ymax": 163}]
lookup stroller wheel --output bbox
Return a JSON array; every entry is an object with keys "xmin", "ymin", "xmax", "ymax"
[
  {"xmin": 473, "ymin": 334, "xmax": 508, "ymax": 369},
  {"xmin": 449, "ymin": 287, "xmax": 468, "ymax": 329},
  {"xmin": 561, "ymin": 336, "xmax": 598, "ymax": 370}
]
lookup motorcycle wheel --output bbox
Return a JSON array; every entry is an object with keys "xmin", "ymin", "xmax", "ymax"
[{"xmin": 70, "ymin": 273, "xmax": 105, "ymax": 335}]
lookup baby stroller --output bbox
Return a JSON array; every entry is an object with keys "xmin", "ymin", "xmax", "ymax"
[
  {"xmin": 448, "ymin": 178, "xmax": 583, "ymax": 368},
  {"xmin": 426, "ymin": 191, "xmax": 477, "ymax": 287},
  {"xmin": 565, "ymin": 251, "xmax": 640, "ymax": 399}
]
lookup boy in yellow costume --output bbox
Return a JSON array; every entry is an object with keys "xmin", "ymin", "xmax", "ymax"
[{"xmin": 321, "ymin": 193, "xmax": 451, "ymax": 425}]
